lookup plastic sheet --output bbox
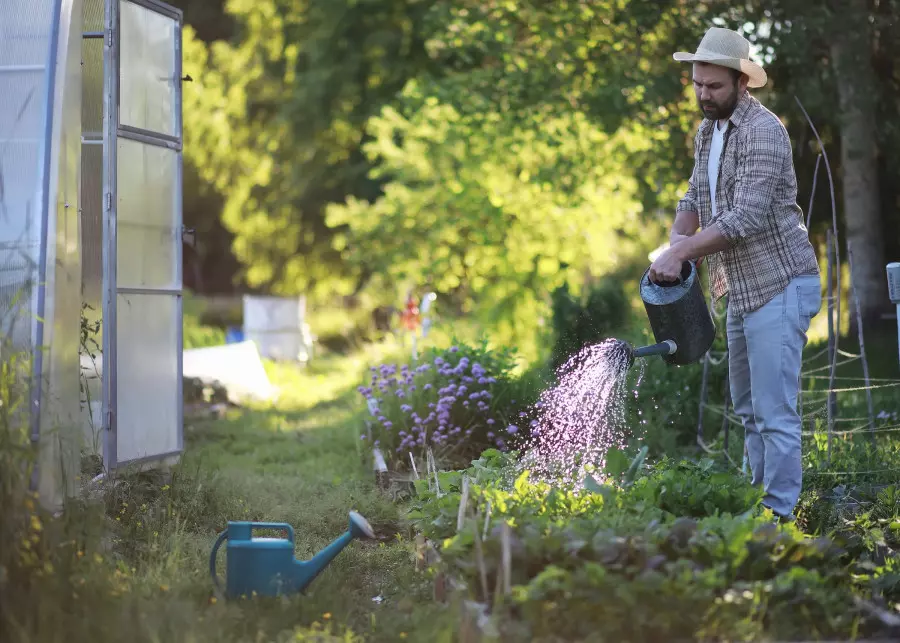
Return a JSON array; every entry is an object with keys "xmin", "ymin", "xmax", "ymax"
[{"xmin": 182, "ymin": 340, "xmax": 278, "ymax": 404}]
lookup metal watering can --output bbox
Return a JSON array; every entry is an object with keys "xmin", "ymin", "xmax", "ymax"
[
  {"xmin": 628, "ymin": 260, "xmax": 716, "ymax": 366},
  {"xmin": 209, "ymin": 512, "xmax": 375, "ymax": 599}
]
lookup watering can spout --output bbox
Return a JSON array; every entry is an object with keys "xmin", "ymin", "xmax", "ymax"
[{"xmin": 292, "ymin": 511, "xmax": 375, "ymax": 592}]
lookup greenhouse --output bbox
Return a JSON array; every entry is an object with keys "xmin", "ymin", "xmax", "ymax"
[{"xmin": 0, "ymin": 0, "xmax": 185, "ymax": 511}]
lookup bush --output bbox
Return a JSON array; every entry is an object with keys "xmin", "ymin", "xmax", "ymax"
[
  {"xmin": 549, "ymin": 277, "xmax": 629, "ymax": 371},
  {"xmin": 356, "ymin": 340, "xmax": 545, "ymax": 470}
]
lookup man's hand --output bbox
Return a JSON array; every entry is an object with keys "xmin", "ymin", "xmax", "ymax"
[{"xmin": 649, "ymin": 245, "xmax": 686, "ymax": 284}]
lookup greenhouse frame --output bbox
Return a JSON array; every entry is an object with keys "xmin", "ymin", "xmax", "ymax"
[{"xmin": 0, "ymin": 0, "xmax": 185, "ymax": 511}]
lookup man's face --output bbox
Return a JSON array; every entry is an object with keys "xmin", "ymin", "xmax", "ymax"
[{"xmin": 692, "ymin": 63, "xmax": 745, "ymax": 121}]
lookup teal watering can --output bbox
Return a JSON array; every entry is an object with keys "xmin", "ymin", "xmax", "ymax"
[{"xmin": 209, "ymin": 512, "xmax": 375, "ymax": 599}]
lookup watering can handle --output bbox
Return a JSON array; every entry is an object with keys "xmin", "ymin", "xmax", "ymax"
[
  {"xmin": 209, "ymin": 529, "xmax": 228, "ymax": 598},
  {"xmin": 645, "ymin": 272, "xmax": 684, "ymax": 288},
  {"xmin": 250, "ymin": 522, "xmax": 296, "ymax": 542},
  {"xmin": 646, "ymin": 259, "xmax": 696, "ymax": 288}
]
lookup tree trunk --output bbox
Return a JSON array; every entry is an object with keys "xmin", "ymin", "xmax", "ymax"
[{"xmin": 830, "ymin": 2, "xmax": 888, "ymax": 326}]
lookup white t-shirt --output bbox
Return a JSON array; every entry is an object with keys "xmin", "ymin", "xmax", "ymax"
[{"xmin": 708, "ymin": 120, "xmax": 729, "ymax": 218}]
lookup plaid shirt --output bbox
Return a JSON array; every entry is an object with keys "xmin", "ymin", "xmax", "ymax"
[{"xmin": 677, "ymin": 90, "xmax": 819, "ymax": 315}]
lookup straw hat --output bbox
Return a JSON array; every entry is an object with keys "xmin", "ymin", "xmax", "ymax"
[{"xmin": 673, "ymin": 27, "xmax": 767, "ymax": 88}]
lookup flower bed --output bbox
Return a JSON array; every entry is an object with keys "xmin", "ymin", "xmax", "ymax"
[
  {"xmin": 406, "ymin": 449, "xmax": 900, "ymax": 642},
  {"xmin": 357, "ymin": 341, "xmax": 542, "ymax": 473}
]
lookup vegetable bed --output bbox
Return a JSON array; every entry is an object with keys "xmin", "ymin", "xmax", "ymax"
[{"xmin": 407, "ymin": 448, "xmax": 900, "ymax": 642}]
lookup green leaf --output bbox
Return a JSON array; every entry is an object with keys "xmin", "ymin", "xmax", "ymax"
[{"xmin": 603, "ymin": 447, "xmax": 630, "ymax": 480}]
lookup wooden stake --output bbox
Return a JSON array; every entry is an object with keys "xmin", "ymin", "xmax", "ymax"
[
  {"xmin": 427, "ymin": 448, "xmax": 442, "ymax": 497},
  {"xmin": 697, "ymin": 351, "xmax": 710, "ymax": 445},
  {"xmin": 457, "ymin": 475, "xmax": 470, "ymax": 533},
  {"xmin": 482, "ymin": 501, "xmax": 492, "ymax": 540},
  {"xmin": 847, "ymin": 243, "xmax": 876, "ymax": 438},
  {"xmin": 501, "ymin": 522, "xmax": 512, "ymax": 596},
  {"xmin": 472, "ymin": 518, "xmax": 490, "ymax": 603},
  {"xmin": 721, "ymin": 367, "xmax": 731, "ymax": 452},
  {"xmin": 826, "ymin": 229, "xmax": 835, "ymax": 464}
]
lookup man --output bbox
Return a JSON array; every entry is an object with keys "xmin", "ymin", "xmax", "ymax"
[{"xmin": 649, "ymin": 27, "xmax": 822, "ymax": 522}]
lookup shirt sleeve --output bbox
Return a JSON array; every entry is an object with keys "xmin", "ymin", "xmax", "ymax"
[
  {"xmin": 715, "ymin": 122, "xmax": 789, "ymax": 245},
  {"xmin": 676, "ymin": 134, "xmax": 700, "ymax": 214}
]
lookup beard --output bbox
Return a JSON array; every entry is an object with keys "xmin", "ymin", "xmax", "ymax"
[{"xmin": 698, "ymin": 85, "xmax": 740, "ymax": 121}]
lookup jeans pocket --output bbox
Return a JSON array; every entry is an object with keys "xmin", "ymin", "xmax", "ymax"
[{"xmin": 796, "ymin": 279, "xmax": 822, "ymax": 329}]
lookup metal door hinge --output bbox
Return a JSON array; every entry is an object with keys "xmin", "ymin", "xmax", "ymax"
[{"xmin": 182, "ymin": 226, "xmax": 196, "ymax": 247}]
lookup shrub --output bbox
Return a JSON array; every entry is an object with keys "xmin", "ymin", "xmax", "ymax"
[{"xmin": 357, "ymin": 340, "xmax": 543, "ymax": 469}]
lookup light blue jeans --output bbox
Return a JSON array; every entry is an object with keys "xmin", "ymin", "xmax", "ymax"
[{"xmin": 726, "ymin": 274, "xmax": 822, "ymax": 518}]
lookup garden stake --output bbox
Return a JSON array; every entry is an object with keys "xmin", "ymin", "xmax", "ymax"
[
  {"xmin": 472, "ymin": 516, "xmax": 490, "ymax": 602},
  {"xmin": 827, "ymin": 230, "xmax": 835, "ymax": 464},
  {"xmin": 457, "ymin": 475, "xmax": 470, "ymax": 533},
  {"xmin": 501, "ymin": 522, "xmax": 512, "ymax": 595},
  {"xmin": 847, "ymin": 243, "xmax": 876, "ymax": 438},
  {"xmin": 409, "ymin": 452, "xmax": 419, "ymax": 479}
]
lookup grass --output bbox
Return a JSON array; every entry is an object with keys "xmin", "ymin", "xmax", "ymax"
[{"xmin": 1, "ymin": 345, "xmax": 463, "ymax": 643}]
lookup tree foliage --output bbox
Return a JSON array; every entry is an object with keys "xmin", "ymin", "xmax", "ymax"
[{"xmin": 178, "ymin": 0, "xmax": 900, "ymax": 331}]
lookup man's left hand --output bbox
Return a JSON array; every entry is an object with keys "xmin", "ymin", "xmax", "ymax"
[{"xmin": 649, "ymin": 246, "xmax": 685, "ymax": 284}]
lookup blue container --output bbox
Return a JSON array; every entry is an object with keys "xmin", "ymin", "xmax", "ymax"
[
  {"xmin": 224, "ymin": 522, "xmax": 297, "ymax": 597},
  {"xmin": 225, "ymin": 326, "xmax": 245, "ymax": 344},
  {"xmin": 210, "ymin": 514, "xmax": 374, "ymax": 599}
]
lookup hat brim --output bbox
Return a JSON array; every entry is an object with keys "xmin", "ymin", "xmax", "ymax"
[{"xmin": 673, "ymin": 51, "xmax": 767, "ymax": 88}]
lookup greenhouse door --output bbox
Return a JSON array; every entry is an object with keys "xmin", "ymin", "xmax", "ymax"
[{"xmin": 102, "ymin": 0, "xmax": 184, "ymax": 469}]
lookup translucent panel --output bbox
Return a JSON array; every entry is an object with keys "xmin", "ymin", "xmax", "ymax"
[
  {"xmin": 115, "ymin": 293, "xmax": 180, "ymax": 463},
  {"xmin": 116, "ymin": 138, "xmax": 179, "ymax": 289},
  {"xmin": 119, "ymin": 0, "xmax": 177, "ymax": 135},
  {"xmin": 83, "ymin": 0, "xmax": 105, "ymax": 32},
  {"xmin": 81, "ymin": 143, "xmax": 103, "ymax": 309},
  {"xmin": 0, "ymin": 70, "xmax": 46, "ymax": 138},
  {"xmin": 0, "ymin": 0, "xmax": 56, "ymax": 66},
  {"xmin": 81, "ymin": 37, "xmax": 104, "ymax": 135},
  {"xmin": 0, "ymin": 0, "xmax": 50, "ymax": 351}
]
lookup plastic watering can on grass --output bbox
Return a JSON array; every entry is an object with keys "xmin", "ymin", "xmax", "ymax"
[{"xmin": 210, "ymin": 512, "xmax": 375, "ymax": 599}]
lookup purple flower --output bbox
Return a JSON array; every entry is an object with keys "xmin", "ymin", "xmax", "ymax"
[
  {"xmin": 507, "ymin": 425, "xmax": 519, "ymax": 434},
  {"xmin": 434, "ymin": 357, "xmax": 445, "ymax": 366},
  {"xmin": 360, "ymin": 434, "xmax": 367, "ymax": 440},
  {"xmin": 401, "ymin": 404, "xmax": 412, "ymax": 413},
  {"xmin": 487, "ymin": 432, "xmax": 495, "ymax": 439},
  {"xmin": 396, "ymin": 389, "xmax": 406, "ymax": 398},
  {"xmin": 384, "ymin": 421, "xmax": 393, "ymax": 429},
  {"xmin": 472, "ymin": 363, "xmax": 486, "ymax": 378},
  {"xmin": 423, "ymin": 384, "xmax": 433, "ymax": 391},
  {"xmin": 487, "ymin": 419, "xmax": 495, "ymax": 425},
  {"xmin": 450, "ymin": 346, "xmax": 459, "ymax": 353}
]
